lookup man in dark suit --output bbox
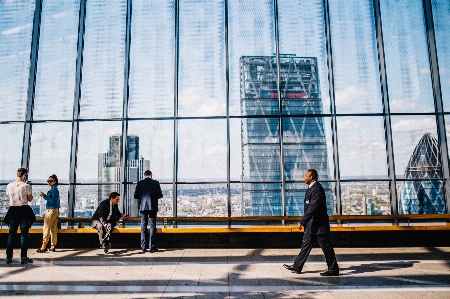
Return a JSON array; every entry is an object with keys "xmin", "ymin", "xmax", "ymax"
[
  {"xmin": 91, "ymin": 192, "xmax": 128, "ymax": 253},
  {"xmin": 134, "ymin": 170, "xmax": 163, "ymax": 253},
  {"xmin": 284, "ymin": 169, "xmax": 339, "ymax": 276}
]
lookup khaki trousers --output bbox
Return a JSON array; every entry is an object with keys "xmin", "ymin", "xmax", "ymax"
[{"xmin": 42, "ymin": 208, "xmax": 59, "ymax": 247}]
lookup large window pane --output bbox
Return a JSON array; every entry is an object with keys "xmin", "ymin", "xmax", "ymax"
[
  {"xmin": 380, "ymin": 0, "xmax": 434, "ymax": 113},
  {"xmin": 239, "ymin": 118, "xmax": 280, "ymax": 182},
  {"xmin": 283, "ymin": 116, "xmax": 335, "ymax": 215},
  {"xmin": 0, "ymin": 0, "xmax": 35, "ymax": 121},
  {"xmin": 33, "ymin": 0, "xmax": 80, "ymax": 120},
  {"xmin": 129, "ymin": 0, "xmax": 175, "ymax": 118},
  {"xmin": 28, "ymin": 122, "xmax": 72, "ymax": 183},
  {"xmin": 278, "ymin": 0, "xmax": 330, "ymax": 114},
  {"xmin": 228, "ymin": 0, "xmax": 276, "ymax": 116},
  {"xmin": 397, "ymin": 180, "xmax": 446, "ymax": 214},
  {"xmin": 241, "ymin": 183, "xmax": 282, "ymax": 216},
  {"xmin": 177, "ymin": 183, "xmax": 227, "ymax": 217},
  {"xmin": 80, "ymin": 0, "xmax": 126, "ymax": 119},
  {"xmin": 329, "ymin": 0, "xmax": 382, "ymax": 113},
  {"xmin": 337, "ymin": 116, "xmax": 388, "ymax": 179},
  {"xmin": 0, "ymin": 124, "xmax": 24, "ymax": 181},
  {"xmin": 341, "ymin": 182, "xmax": 391, "ymax": 215},
  {"xmin": 391, "ymin": 115, "xmax": 439, "ymax": 177},
  {"xmin": 76, "ymin": 121, "xmax": 122, "ymax": 182},
  {"xmin": 178, "ymin": 119, "xmax": 227, "ymax": 182},
  {"xmin": 432, "ymin": 0, "xmax": 450, "ymax": 112},
  {"xmin": 178, "ymin": 0, "xmax": 226, "ymax": 117},
  {"xmin": 283, "ymin": 116, "xmax": 334, "ymax": 181},
  {"xmin": 127, "ymin": 120, "xmax": 174, "ymax": 182}
]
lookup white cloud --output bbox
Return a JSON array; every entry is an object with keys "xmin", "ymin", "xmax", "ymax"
[
  {"xmin": 390, "ymin": 99, "xmax": 417, "ymax": 111},
  {"xmin": 52, "ymin": 11, "xmax": 67, "ymax": 19},
  {"xmin": 391, "ymin": 118, "xmax": 435, "ymax": 134},
  {"xmin": 1, "ymin": 23, "xmax": 32, "ymax": 36},
  {"xmin": 335, "ymin": 86, "xmax": 370, "ymax": 105},
  {"xmin": 178, "ymin": 87, "xmax": 225, "ymax": 116},
  {"xmin": 419, "ymin": 67, "xmax": 431, "ymax": 75}
]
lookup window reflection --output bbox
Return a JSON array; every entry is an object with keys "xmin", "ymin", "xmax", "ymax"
[
  {"xmin": 329, "ymin": 0, "xmax": 382, "ymax": 113},
  {"xmin": 28, "ymin": 122, "xmax": 72, "ymax": 182},
  {"xmin": 129, "ymin": 0, "xmax": 175, "ymax": 118},
  {"xmin": 34, "ymin": 0, "xmax": 80, "ymax": 120},
  {"xmin": 278, "ymin": 0, "xmax": 330, "ymax": 114},
  {"xmin": 80, "ymin": 0, "xmax": 126, "ymax": 119},
  {"xmin": 228, "ymin": 0, "xmax": 275, "ymax": 116},
  {"xmin": 0, "ymin": 0, "xmax": 35, "ymax": 121},
  {"xmin": 380, "ymin": 0, "xmax": 435, "ymax": 113},
  {"xmin": 337, "ymin": 116, "xmax": 388, "ymax": 179},
  {"xmin": 0, "ymin": 124, "xmax": 23, "ymax": 181},
  {"xmin": 178, "ymin": 0, "xmax": 226, "ymax": 117},
  {"xmin": 177, "ymin": 119, "xmax": 227, "ymax": 182}
]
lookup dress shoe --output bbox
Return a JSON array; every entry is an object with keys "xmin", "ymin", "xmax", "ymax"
[
  {"xmin": 21, "ymin": 257, "xmax": 33, "ymax": 264},
  {"xmin": 149, "ymin": 248, "xmax": 158, "ymax": 253},
  {"xmin": 36, "ymin": 248, "xmax": 47, "ymax": 253},
  {"xmin": 320, "ymin": 269, "xmax": 339, "ymax": 276},
  {"xmin": 49, "ymin": 247, "xmax": 56, "ymax": 252},
  {"xmin": 283, "ymin": 264, "xmax": 301, "ymax": 274},
  {"xmin": 6, "ymin": 258, "xmax": 12, "ymax": 264}
]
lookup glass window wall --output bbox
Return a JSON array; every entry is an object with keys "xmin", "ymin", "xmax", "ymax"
[{"xmin": 2, "ymin": 0, "xmax": 449, "ymax": 219}]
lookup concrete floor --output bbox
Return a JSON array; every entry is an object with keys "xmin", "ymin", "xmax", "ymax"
[{"xmin": 0, "ymin": 247, "xmax": 449, "ymax": 298}]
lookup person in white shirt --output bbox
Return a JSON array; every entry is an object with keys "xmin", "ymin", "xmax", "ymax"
[{"xmin": 5, "ymin": 168, "xmax": 34, "ymax": 264}]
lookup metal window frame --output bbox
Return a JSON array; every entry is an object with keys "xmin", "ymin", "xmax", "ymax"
[{"xmin": 17, "ymin": 0, "xmax": 449, "ymax": 219}]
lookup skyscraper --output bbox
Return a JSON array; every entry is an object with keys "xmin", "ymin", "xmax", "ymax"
[
  {"xmin": 240, "ymin": 55, "xmax": 334, "ymax": 216},
  {"xmin": 98, "ymin": 135, "xmax": 150, "ymax": 216},
  {"xmin": 399, "ymin": 133, "xmax": 446, "ymax": 214}
]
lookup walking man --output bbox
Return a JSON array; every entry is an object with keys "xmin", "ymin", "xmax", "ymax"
[
  {"xmin": 134, "ymin": 170, "xmax": 163, "ymax": 253},
  {"xmin": 284, "ymin": 169, "xmax": 339, "ymax": 276}
]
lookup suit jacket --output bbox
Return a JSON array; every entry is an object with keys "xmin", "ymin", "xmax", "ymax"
[
  {"xmin": 134, "ymin": 178, "xmax": 163, "ymax": 212},
  {"xmin": 91, "ymin": 199, "xmax": 123, "ymax": 228},
  {"xmin": 299, "ymin": 181, "xmax": 330, "ymax": 235}
]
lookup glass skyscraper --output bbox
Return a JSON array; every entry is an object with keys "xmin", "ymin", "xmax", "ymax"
[
  {"xmin": 240, "ymin": 55, "xmax": 334, "ymax": 216},
  {"xmin": 98, "ymin": 135, "xmax": 149, "ymax": 216},
  {"xmin": 400, "ymin": 133, "xmax": 446, "ymax": 214}
]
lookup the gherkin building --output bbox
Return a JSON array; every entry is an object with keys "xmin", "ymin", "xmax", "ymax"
[{"xmin": 399, "ymin": 133, "xmax": 446, "ymax": 214}]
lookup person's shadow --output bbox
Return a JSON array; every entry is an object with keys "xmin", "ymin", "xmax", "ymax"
[{"xmin": 344, "ymin": 261, "xmax": 416, "ymax": 275}]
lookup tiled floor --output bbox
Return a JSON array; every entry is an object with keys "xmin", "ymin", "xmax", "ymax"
[{"xmin": 1, "ymin": 247, "xmax": 449, "ymax": 298}]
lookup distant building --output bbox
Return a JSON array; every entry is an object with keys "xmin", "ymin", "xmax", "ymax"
[
  {"xmin": 98, "ymin": 135, "xmax": 150, "ymax": 216},
  {"xmin": 399, "ymin": 133, "xmax": 446, "ymax": 214},
  {"xmin": 240, "ymin": 55, "xmax": 334, "ymax": 216}
]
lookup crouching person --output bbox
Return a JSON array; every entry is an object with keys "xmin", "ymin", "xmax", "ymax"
[{"xmin": 91, "ymin": 192, "xmax": 128, "ymax": 253}]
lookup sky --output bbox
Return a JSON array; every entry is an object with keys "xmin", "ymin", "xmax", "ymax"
[{"xmin": 0, "ymin": 0, "xmax": 448, "ymax": 183}]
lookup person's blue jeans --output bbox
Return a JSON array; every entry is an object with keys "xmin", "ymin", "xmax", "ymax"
[
  {"xmin": 6, "ymin": 217, "xmax": 30, "ymax": 259},
  {"xmin": 140, "ymin": 210, "xmax": 157, "ymax": 250}
]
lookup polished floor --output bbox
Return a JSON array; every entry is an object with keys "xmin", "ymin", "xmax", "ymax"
[{"xmin": 0, "ymin": 247, "xmax": 449, "ymax": 298}]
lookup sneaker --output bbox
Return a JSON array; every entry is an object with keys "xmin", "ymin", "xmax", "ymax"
[
  {"xmin": 21, "ymin": 257, "xmax": 33, "ymax": 264},
  {"xmin": 6, "ymin": 258, "xmax": 12, "ymax": 264}
]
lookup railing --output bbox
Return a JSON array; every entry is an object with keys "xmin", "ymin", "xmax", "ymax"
[{"xmin": 1, "ymin": 214, "xmax": 449, "ymax": 232}]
